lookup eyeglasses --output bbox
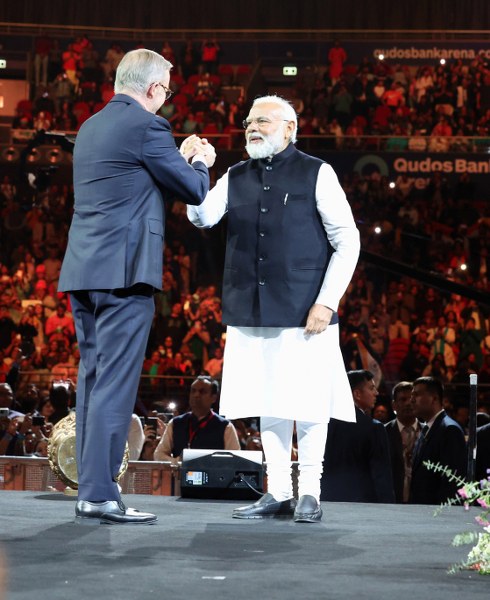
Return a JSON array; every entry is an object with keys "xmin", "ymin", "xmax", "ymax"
[
  {"xmin": 242, "ymin": 117, "xmax": 291, "ymax": 129},
  {"xmin": 155, "ymin": 83, "xmax": 174, "ymax": 101}
]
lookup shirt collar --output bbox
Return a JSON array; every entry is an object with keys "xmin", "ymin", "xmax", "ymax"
[
  {"xmin": 426, "ymin": 409, "xmax": 445, "ymax": 430},
  {"xmin": 396, "ymin": 418, "xmax": 420, "ymax": 433}
]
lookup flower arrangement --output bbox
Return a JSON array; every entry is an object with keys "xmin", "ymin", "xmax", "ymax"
[{"xmin": 424, "ymin": 460, "xmax": 490, "ymax": 575}]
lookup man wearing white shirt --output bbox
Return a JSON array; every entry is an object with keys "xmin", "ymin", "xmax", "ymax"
[
  {"xmin": 187, "ymin": 95, "xmax": 360, "ymax": 522},
  {"xmin": 385, "ymin": 381, "xmax": 421, "ymax": 503}
]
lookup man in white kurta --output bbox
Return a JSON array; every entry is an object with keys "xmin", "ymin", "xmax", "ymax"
[{"xmin": 187, "ymin": 95, "xmax": 360, "ymax": 522}]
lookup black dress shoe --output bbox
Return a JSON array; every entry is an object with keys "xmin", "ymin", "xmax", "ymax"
[
  {"xmin": 232, "ymin": 493, "xmax": 296, "ymax": 519},
  {"xmin": 293, "ymin": 495, "xmax": 322, "ymax": 523},
  {"xmin": 75, "ymin": 500, "xmax": 157, "ymax": 525}
]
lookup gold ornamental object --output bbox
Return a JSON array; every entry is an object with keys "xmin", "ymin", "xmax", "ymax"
[{"xmin": 47, "ymin": 411, "xmax": 129, "ymax": 489}]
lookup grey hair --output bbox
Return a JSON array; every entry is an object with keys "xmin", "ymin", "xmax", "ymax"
[
  {"xmin": 252, "ymin": 95, "xmax": 298, "ymax": 143},
  {"xmin": 114, "ymin": 48, "xmax": 173, "ymax": 95}
]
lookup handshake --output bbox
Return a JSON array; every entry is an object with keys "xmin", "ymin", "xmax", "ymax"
[{"xmin": 180, "ymin": 134, "xmax": 216, "ymax": 168}]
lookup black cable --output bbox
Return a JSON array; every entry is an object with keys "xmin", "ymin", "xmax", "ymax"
[{"xmin": 236, "ymin": 472, "xmax": 263, "ymax": 497}]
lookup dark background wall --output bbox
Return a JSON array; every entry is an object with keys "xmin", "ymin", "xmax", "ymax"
[{"xmin": 0, "ymin": 0, "xmax": 489, "ymax": 31}]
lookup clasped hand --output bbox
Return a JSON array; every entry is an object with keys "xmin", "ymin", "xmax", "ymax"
[{"xmin": 180, "ymin": 134, "xmax": 216, "ymax": 168}]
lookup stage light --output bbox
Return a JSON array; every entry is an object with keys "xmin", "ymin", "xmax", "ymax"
[
  {"xmin": 2, "ymin": 146, "xmax": 19, "ymax": 161},
  {"xmin": 26, "ymin": 148, "xmax": 41, "ymax": 162},
  {"xmin": 167, "ymin": 401, "xmax": 176, "ymax": 411},
  {"xmin": 374, "ymin": 226, "xmax": 382, "ymax": 235},
  {"xmin": 389, "ymin": 181, "xmax": 396, "ymax": 189},
  {"xmin": 460, "ymin": 263, "xmax": 467, "ymax": 271},
  {"xmin": 378, "ymin": 54, "xmax": 385, "ymax": 61},
  {"xmin": 47, "ymin": 148, "xmax": 63, "ymax": 164},
  {"xmin": 440, "ymin": 58, "xmax": 446, "ymax": 65}
]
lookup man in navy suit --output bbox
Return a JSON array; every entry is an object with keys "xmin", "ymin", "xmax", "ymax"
[
  {"xmin": 410, "ymin": 376, "xmax": 466, "ymax": 504},
  {"xmin": 321, "ymin": 369, "xmax": 395, "ymax": 503},
  {"xmin": 58, "ymin": 48, "xmax": 215, "ymax": 524}
]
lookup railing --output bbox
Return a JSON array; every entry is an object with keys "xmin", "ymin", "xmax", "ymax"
[
  {"xmin": 1, "ymin": 22, "xmax": 490, "ymax": 41},
  {"xmin": 6, "ymin": 128, "xmax": 490, "ymax": 155},
  {"xmin": 0, "ymin": 456, "xmax": 179, "ymax": 495},
  {"xmin": 15, "ymin": 370, "xmax": 490, "ymax": 414}
]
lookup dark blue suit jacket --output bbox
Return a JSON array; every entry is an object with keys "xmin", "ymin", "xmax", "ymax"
[
  {"xmin": 321, "ymin": 406, "xmax": 395, "ymax": 503},
  {"xmin": 410, "ymin": 410, "xmax": 466, "ymax": 504},
  {"xmin": 476, "ymin": 423, "xmax": 490, "ymax": 481},
  {"xmin": 59, "ymin": 94, "xmax": 209, "ymax": 292}
]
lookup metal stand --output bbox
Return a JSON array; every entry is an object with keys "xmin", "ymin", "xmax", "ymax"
[{"xmin": 467, "ymin": 373, "xmax": 478, "ymax": 481}]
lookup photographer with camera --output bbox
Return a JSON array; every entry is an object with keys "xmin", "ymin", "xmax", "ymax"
[{"xmin": 0, "ymin": 382, "xmax": 45, "ymax": 455}]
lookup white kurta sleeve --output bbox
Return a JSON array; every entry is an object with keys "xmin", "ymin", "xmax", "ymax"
[
  {"xmin": 314, "ymin": 163, "xmax": 360, "ymax": 311},
  {"xmin": 187, "ymin": 170, "xmax": 229, "ymax": 228}
]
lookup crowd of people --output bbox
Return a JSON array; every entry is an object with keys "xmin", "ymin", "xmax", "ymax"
[
  {"xmin": 1, "ymin": 38, "xmax": 489, "ymax": 468},
  {"xmin": 297, "ymin": 41, "xmax": 490, "ymax": 152},
  {"xmin": 9, "ymin": 36, "xmax": 490, "ymax": 154},
  {"xmin": 13, "ymin": 34, "xmax": 248, "ymax": 145}
]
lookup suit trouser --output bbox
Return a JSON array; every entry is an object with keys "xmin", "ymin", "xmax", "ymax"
[
  {"xmin": 260, "ymin": 417, "xmax": 328, "ymax": 502},
  {"xmin": 70, "ymin": 287, "xmax": 154, "ymax": 502}
]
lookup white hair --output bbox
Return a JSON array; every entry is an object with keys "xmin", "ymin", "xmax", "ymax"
[
  {"xmin": 251, "ymin": 95, "xmax": 298, "ymax": 144},
  {"xmin": 114, "ymin": 49, "xmax": 172, "ymax": 95}
]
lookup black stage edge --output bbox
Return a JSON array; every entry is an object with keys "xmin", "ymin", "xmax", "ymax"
[{"xmin": 0, "ymin": 492, "xmax": 488, "ymax": 600}]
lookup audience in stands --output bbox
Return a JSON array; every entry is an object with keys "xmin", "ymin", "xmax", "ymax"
[{"xmin": 1, "ymin": 36, "xmax": 489, "ymax": 460}]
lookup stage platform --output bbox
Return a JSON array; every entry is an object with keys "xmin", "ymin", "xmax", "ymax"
[{"xmin": 0, "ymin": 491, "xmax": 488, "ymax": 600}]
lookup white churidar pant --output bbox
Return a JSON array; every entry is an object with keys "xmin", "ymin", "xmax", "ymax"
[{"xmin": 261, "ymin": 417, "xmax": 329, "ymax": 501}]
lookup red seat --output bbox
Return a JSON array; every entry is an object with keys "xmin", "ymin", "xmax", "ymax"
[
  {"xmin": 180, "ymin": 83, "xmax": 196, "ymax": 96},
  {"xmin": 171, "ymin": 73, "xmax": 185, "ymax": 88},
  {"xmin": 235, "ymin": 64, "xmax": 252, "ymax": 84},
  {"xmin": 218, "ymin": 64, "xmax": 234, "ymax": 85},
  {"xmin": 16, "ymin": 99, "xmax": 33, "ymax": 115},
  {"xmin": 209, "ymin": 74, "xmax": 221, "ymax": 88},
  {"xmin": 172, "ymin": 93, "xmax": 188, "ymax": 107},
  {"xmin": 188, "ymin": 74, "xmax": 201, "ymax": 86}
]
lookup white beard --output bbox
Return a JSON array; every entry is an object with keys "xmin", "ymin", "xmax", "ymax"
[{"xmin": 245, "ymin": 128, "xmax": 286, "ymax": 159}]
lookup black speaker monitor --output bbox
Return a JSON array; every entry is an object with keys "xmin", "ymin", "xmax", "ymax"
[{"xmin": 180, "ymin": 449, "xmax": 264, "ymax": 499}]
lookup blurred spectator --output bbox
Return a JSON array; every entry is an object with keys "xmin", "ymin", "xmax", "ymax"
[
  {"xmin": 200, "ymin": 39, "xmax": 220, "ymax": 74},
  {"xmin": 34, "ymin": 34, "xmax": 53, "ymax": 88},
  {"xmin": 327, "ymin": 41, "xmax": 347, "ymax": 84}
]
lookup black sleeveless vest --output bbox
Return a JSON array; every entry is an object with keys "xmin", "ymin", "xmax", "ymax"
[
  {"xmin": 172, "ymin": 411, "xmax": 229, "ymax": 457},
  {"xmin": 222, "ymin": 143, "xmax": 337, "ymax": 327}
]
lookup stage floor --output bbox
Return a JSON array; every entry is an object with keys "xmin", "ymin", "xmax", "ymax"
[{"xmin": 0, "ymin": 492, "xmax": 488, "ymax": 600}]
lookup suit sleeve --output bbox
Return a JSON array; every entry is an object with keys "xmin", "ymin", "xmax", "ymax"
[
  {"xmin": 370, "ymin": 421, "xmax": 396, "ymax": 503},
  {"xmin": 142, "ymin": 117, "xmax": 210, "ymax": 205},
  {"xmin": 438, "ymin": 424, "xmax": 467, "ymax": 501}
]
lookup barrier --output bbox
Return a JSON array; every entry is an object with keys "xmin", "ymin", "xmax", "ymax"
[{"xmin": 0, "ymin": 456, "xmax": 178, "ymax": 495}]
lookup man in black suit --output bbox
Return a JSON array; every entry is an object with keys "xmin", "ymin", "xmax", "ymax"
[
  {"xmin": 321, "ymin": 370, "xmax": 395, "ymax": 503},
  {"xmin": 385, "ymin": 381, "xmax": 422, "ymax": 503},
  {"xmin": 410, "ymin": 376, "xmax": 466, "ymax": 504},
  {"xmin": 476, "ymin": 422, "xmax": 490, "ymax": 481}
]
